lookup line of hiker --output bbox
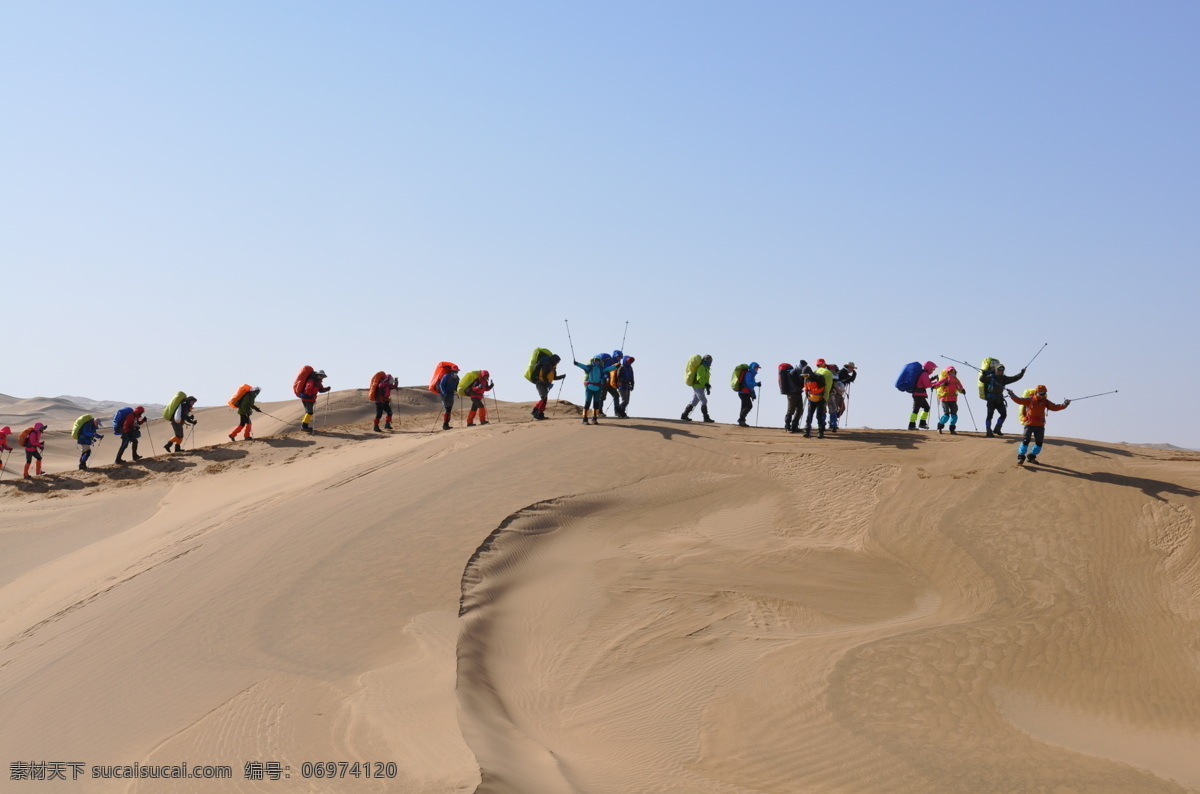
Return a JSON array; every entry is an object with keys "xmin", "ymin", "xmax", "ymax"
[{"xmin": 525, "ymin": 348, "xmax": 633, "ymax": 425}]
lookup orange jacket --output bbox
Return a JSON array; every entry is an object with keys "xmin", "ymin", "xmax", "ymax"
[{"xmin": 1009, "ymin": 393, "xmax": 1066, "ymax": 426}]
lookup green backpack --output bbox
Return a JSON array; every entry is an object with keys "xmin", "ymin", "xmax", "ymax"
[
  {"xmin": 684, "ymin": 354, "xmax": 703, "ymax": 386},
  {"xmin": 525, "ymin": 348, "xmax": 554, "ymax": 383},
  {"xmin": 163, "ymin": 391, "xmax": 187, "ymax": 421},
  {"xmin": 978, "ymin": 357, "xmax": 1000, "ymax": 399},
  {"xmin": 457, "ymin": 370, "xmax": 481, "ymax": 396},
  {"xmin": 71, "ymin": 414, "xmax": 94, "ymax": 440},
  {"xmin": 730, "ymin": 363, "xmax": 750, "ymax": 391}
]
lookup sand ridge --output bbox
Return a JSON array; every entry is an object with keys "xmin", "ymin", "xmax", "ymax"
[{"xmin": 2, "ymin": 390, "xmax": 1199, "ymax": 792}]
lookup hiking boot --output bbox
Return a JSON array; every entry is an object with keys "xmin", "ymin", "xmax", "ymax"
[
  {"xmin": 534, "ymin": 412, "xmax": 547, "ymax": 421},
  {"xmin": 829, "ymin": 426, "xmax": 838, "ymax": 433},
  {"xmin": 531, "ymin": 407, "xmax": 539, "ymax": 418},
  {"xmin": 373, "ymin": 424, "xmax": 382, "ymax": 433},
  {"xmin": 479, "ymin": 421, "xmax": 489, "ymax": 425},
  {"xmin": 702, "ymin": 408, "xmax": 715, "ymax": 423},
  {"xmin": 302, "ymin": 422, "xmax": 311, "ymax": 432},
  {"xmin": 681, "ymin": 405, "xmax": 694, "ymax": 421},
  {"xmin": 132, "ymin": 454, "xmax": 143, "ymax": 461},
  {"xmin": 937, "ymin": 423, "xmax": 944, "ymax": 433},
  {"xmin": 78, "ymin": 462, "xmax": 87, "ymax": 471},
  {"xmin": 737, "ymin": 420, "xmax": 749, "ymax": 427},
  {"xmin": 937, "ymin": 427, "xmax": 943, "ymax": 434},
  {"xmin": 804, "ymin": 428, "xmax": 812, "ymax": 438},
  {"xmin": 582, "ymin": 417, "xmax": 589, "ymax": 425},
  {"xmin": 994, "ymin": 427, "xmax": 1005, "ymax": 437},
  {"xmin": 985, "ymin": 430, "xmax": 994, "ymax": 438},
  {"xmin": 442, "ymin": 422, "xmax": 452, "ymax": 430},
  {"xmin": 229, "ymin": 433, "xmax": 238, "ymax": 442},
  {"xmin": 818, "ymin": 429, "xmax": 825, "ymax": 439},
  {"xmin": 907, "ymin": 422, "xmax": 917, "ymax": 431},
  {"xmin": 1017, "ymin": 454, "xmax": 1026, "ymax": 465},
  {"xmin": 244, "ymin": 436, "xmax": 252, "ymax": 441},
  {"xmin": 384, "ymin": 423, "xmax": 393, "ymax": 430},
  {"xmin": 918, "ymin": 421, "xmax": 930, "ymax": 430},
  {"xmin": 1027, "ymin": 454, "xmax": 1039, "ymax": 465},
  {"xmin": 949, "ymin": 426, "xmax": 957, "ymax": 435},
  {"xmin": 591, "ymin": 417, "xmax": 599, "ymax": 425},
  {"xmin": 164, "ymin": 442, "xmax": 173, "ymax": 453},
  {"xmin": 467, "ymin": 423, "xmax": 475, "ymax": 427},
  {"xmin": 174, "ymin": 444, "xmax": 183, "ymax": 453},
  {"xmin": 115, "ymin": 457, "xmax": 126, "ymax": 465}
]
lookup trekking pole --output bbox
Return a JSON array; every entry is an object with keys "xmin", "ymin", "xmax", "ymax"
[
  {"xmin": 620, "ymin": 321, "xmax": 628, "ymax": 352},
  {"xmin": 962, "ymin": 394, "xmax": 979, "ymax": 432},
  {"xmin": 0, "ymin": 449, "xmax": 10, "ymax": 483},
  {"xmin": 564, "ymin": 319, "xmax": 576, "ymax": 361},
  {"xmin": 940, "ymin": 355, "xmax": 981, "ymax": 372},
  {"xmin": 144, "ymin": 419, "xmax": 155, "ymax": 452},
  {"xmin": 754, "ymin": 386, "xmax": 761, "ymax": 427},
  {"xmin": 1023, "ymin": 342, "xmax": 1049, "ymax": 371},
  {"xmin": 1065, "ymin": 390, "xmax": 1118, "ymax": 401},
  {"xmin": 187, "ymin": 422, "xmax": 195, "ymax": 451},
  {"xmin": 491, "ymin": 385, "xmax": 501, "ymax": 423}
]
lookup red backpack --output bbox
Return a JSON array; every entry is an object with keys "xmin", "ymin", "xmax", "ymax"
[{"xmin": 293, "ymin": 365, "xmax": 315, "ymax": 398}]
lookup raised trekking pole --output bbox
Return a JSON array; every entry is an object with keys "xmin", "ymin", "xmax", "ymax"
[
  {"xmin": 1065, "ymin": 390, "xmax": 1118, "ymax": 401},
  {"xmin": 940, "ymin": 355, "xmax": 981, "ymax": 372},
  {"xmin": 1023, "ymin": 342, "xmax": 1049, "ymax": 371},
  {"xmin": 620, "ymin": 321, "xmax": 628, "ymax": 352},
  {"xmin": 564, "ymin": 319, "xmax": 577, "ymax": 361}
]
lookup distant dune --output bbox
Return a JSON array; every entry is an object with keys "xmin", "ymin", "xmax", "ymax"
[{"xmin": 2, "ymin": 389, "xmax": 1199, "ymax": 792}]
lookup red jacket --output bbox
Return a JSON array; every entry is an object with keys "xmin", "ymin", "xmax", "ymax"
[
  {"xmin": 1009, "ymin": 393, "xmax": 1066, "ymax": 426},
  {"xmin": 465, "ymin": 376, "xmax": 492, "ymax": 400},
  {"xmin": 300, "ymin": 377, "xmax": 331, "ymax": 400}
]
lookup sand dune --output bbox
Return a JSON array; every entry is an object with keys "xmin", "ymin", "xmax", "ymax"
[{"xmin": 2, "ymin": 391, "xmax": 1199, "ymax": 792}]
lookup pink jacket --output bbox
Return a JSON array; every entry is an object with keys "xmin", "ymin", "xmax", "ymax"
[{"xmin": 930, "ymin": 375, "xmax": 966, "ymax": 401}]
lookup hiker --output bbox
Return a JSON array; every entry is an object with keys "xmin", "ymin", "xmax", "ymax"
[
  {"xmin": 601, "ymin": 350, "xmax": 625, "ymax": 417},
  {"xmin": 736, "ymin": 362, "xmax": 761, "ymax": 428},
  {"xmin": 0, "ymin": 426, "xmax": 12, "ymax": 474},
  {"xmin": 370, "ymin": 373, "xmax": 398, "ymax": 432},
  {"xmin": 75, "ymin": 416, "xmax": 103, "ymax": 470},
  {"xmin": 681, "ymin": 354, "xmax": 715, "ymax": 423},
  {"xmin": 982, "ymin": 364, "xmax": 1026, "ymax": 437},
  {"xmin": 907, "ymin": 361, "xmax": 937, "ymax": 430},
  {"xmin": 297, "ymin": 368, "xmax": 331, "ymax": 433},
  {"xmin": 465, "ymin": 370, "xmax": 494, "ymax": 426},
  {"xmin": 21, "ymin": 423, "xmax": 47, "ymax": 479},
  {"xmin": 528, "ymin": 350, "xmax": 565, "ymax": 420},
  {"xmin": 1008, "ymin": 385, "xmax": 1070, "ymax": 465},
  {"xmin": 115, "ymin": 406, "xmax": 146, "ymax": 463},
  {"xmin": 165, "ymin": 395, "xmax": 198, "ymax": 453},
  {"xmin": 614, "ymin": 355, "xmax": 635, "ymax": 418},
  {"xmin": 803, "ymin": 368, "xmax": 829, "ymax": 438},
  {"xmin": 575, "ymin": 355, "xmax": 620, "ymax": 425},
  {"xmin": 930, "ymin": 367, "xmax": 966, "ymax": 434},
  {"xmin": 814, "ymin": 360, "xmax": 839, "ymax": 432},
  {"xmin": 781, "ymin": 360, "xmax": 808, "ymax": 433},
  {"xmin": 438, "ymin": 364, "xmax": 460, "ymax": 430},
  {"xmin": 230, "ymin": 386, "xmax": 263, "ymax": 441}
]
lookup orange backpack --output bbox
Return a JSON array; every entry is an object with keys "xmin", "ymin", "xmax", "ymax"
[
  {"xmin": 18, "ymin": 427, "xmax": 33, "ymax": 446},
  {"xmin": 367, "ymin": 371, "xmax": 387, "ymax": 402},
  {"xmin": 228, "ymin": 384, "xmax": 254, "ymax": 409},
  {"xmin": 293, "ymin": 365, "xmax": 314, "ymax": 398}
]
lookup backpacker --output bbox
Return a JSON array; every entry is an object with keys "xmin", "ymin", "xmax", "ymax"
[
  {"xmin": 429, "ymin": 362, "xmax": 458, "ymax": 393},
  {"xmin": 685, "ymin": 354, "xmax": 703, "ymax": 386},
  {"xmin": 163, "ymin": 391, "xmax": 187, "ymax": 421},
  {"xmin": 525, "ymin": 348, "xmax": 553, "ymax": 383},
  {"xmin": 805, "ymin": 374, "xmax": 826, "ymax": 402},
  {"xmin": 71, "ymin": 414, "xmax": 94, "ymax": 440},
  {"xmin": 228, "ymin": 384, "xmax": 254, "ymax": 409},
  {"xmin": 607, "ymin": 365, "xmax": 621, "ymax": 389},
  {"xmin": 112, "ymin": 407, "xmax": 134, "ymax": 433},
  {"xmin": 293, "ymin": 365, "xmax": 315, "ymax": 398},
  {"xmin": 730, "ymin": 363, "xmax": 750, "ymax": 392},
  {"xmin": 895, "ymin": 361, "xmax": 922, "ymax": 393},
  {"xmin": 367, "ymin": 371, "xmax": 387, "ymax": 402},
  {"xmin": 778, "ymin": 363, "xmax": 794, "ymax": 395},
  {"xmin": 457, "ymin": 370, "xmax": 481, "ymax": 397},
  {"xmin": 978, "ymin": 357, "xmax": 1001, "ymax": 399},
  {"xmin": 18, "ymin": 427, "xmax": 33, "ymax": 447}
]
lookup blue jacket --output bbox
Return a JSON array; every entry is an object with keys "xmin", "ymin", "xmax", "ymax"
[
  {"xmin": 576, "ymin": 360, "xmax": 618, "ymax": 392},
  {"xmin": 78, "ymin": 420, "xmax": 101, "ymax": 445},
  {"xmin": 438, "ymin": 372, "xmax": 460, "ymax": 397}
]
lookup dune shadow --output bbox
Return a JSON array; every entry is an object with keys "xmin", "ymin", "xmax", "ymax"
[
  {"xmin": 40, "ymin": 474, "xmax": 101, "ymax": 492},
  {"xmin": 258, "ymin": 436, "xmax": 316, "ymax": 448},
  {"xmin": 314, "ymin": 430, "xmax": 374, "ymax": 441},
  {"xmin": 1054, "ymin": 438, "xmax": 1137, "ymax": 459},
  {"xmin": 831, "ymin": 430, "xmax": 925, "ymax": 451},
  {"xmin": 602, "ymin": 421, "xmax": 701, "ymax": 442},
  {"xmin": 1027, "ymin": 464, "xmax": 1199, "ymax": 501},
  {"xmin": 102, "ymin": 465, "xmax": 148, "ymax": 481},
  {"xmin": 189, "ymin": 447, "xmax": 250, "ymax": 462},
  {"xmin": 137, "ymin": 457, "xmax": 198, "ymax": 474}
]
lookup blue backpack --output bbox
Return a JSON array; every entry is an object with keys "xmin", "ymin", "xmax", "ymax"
[
  {"xmin": 112, "ymin": 407, "xmax": 134, "ymax": 433},
  {"xmin": 895, "ymin": 362, "xmax": 922, "ymax": 393}
]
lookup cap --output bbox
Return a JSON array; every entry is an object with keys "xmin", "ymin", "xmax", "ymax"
[
  {"xmin": 816, "ymin": 358, "xmax": 827, "ymax": 367},
  {"xmin": 252, "ymin": 386, "xmax": 261, "ymax": 392},
  {"xmin": 315, "ymin": 370, "xmax": 327, "ymax": 378},
  {"xmin": 1036, "ymin": 384, "xmax": 1047, "ymax": 393},
  {"xmin": 844, "ymin": 362, "xmax": 856, "ymax": 369},
  {"xmin": 134, "ymin": 406, "xmax": 145, "ymax": 414}
]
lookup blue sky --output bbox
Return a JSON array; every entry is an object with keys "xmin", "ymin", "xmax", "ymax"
[{"xmin": 4, "ymin": 2, "xmax": 1197, "ymax": 447}]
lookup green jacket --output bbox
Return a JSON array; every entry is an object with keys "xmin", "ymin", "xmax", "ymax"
[{"xmin": 694, "ymin": 364, "xmax": 711, "ymax": 388}]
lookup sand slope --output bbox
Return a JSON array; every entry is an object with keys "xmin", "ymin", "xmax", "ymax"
[{"xmin": 3, "ymin": 392, "xmax": 1200, "ymax": 792}]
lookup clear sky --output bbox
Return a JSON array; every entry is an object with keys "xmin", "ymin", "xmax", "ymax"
[{"xmin": 4, "ymin": 2, "xmax": 1198, "ymax": 447}]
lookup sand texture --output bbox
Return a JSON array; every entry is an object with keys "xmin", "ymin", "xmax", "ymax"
[{"xmin": 2, "ymin": 389, "xmax": 1200, "ymax": 792}]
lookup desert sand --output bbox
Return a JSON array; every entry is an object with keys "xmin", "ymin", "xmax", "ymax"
[{"xmin": 2, "ymin": 389, "xmax": 1199, "ymax": 792}]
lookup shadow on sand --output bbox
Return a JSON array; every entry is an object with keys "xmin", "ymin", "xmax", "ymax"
[{"xmin": 1024, "ymin": 463, "xmax": 1199, "ymax": 501}]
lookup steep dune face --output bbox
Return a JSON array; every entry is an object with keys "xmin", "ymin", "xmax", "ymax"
[{"xmin": 3, "ymin": 396, "xmax": 1199, "ymax": 793}]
